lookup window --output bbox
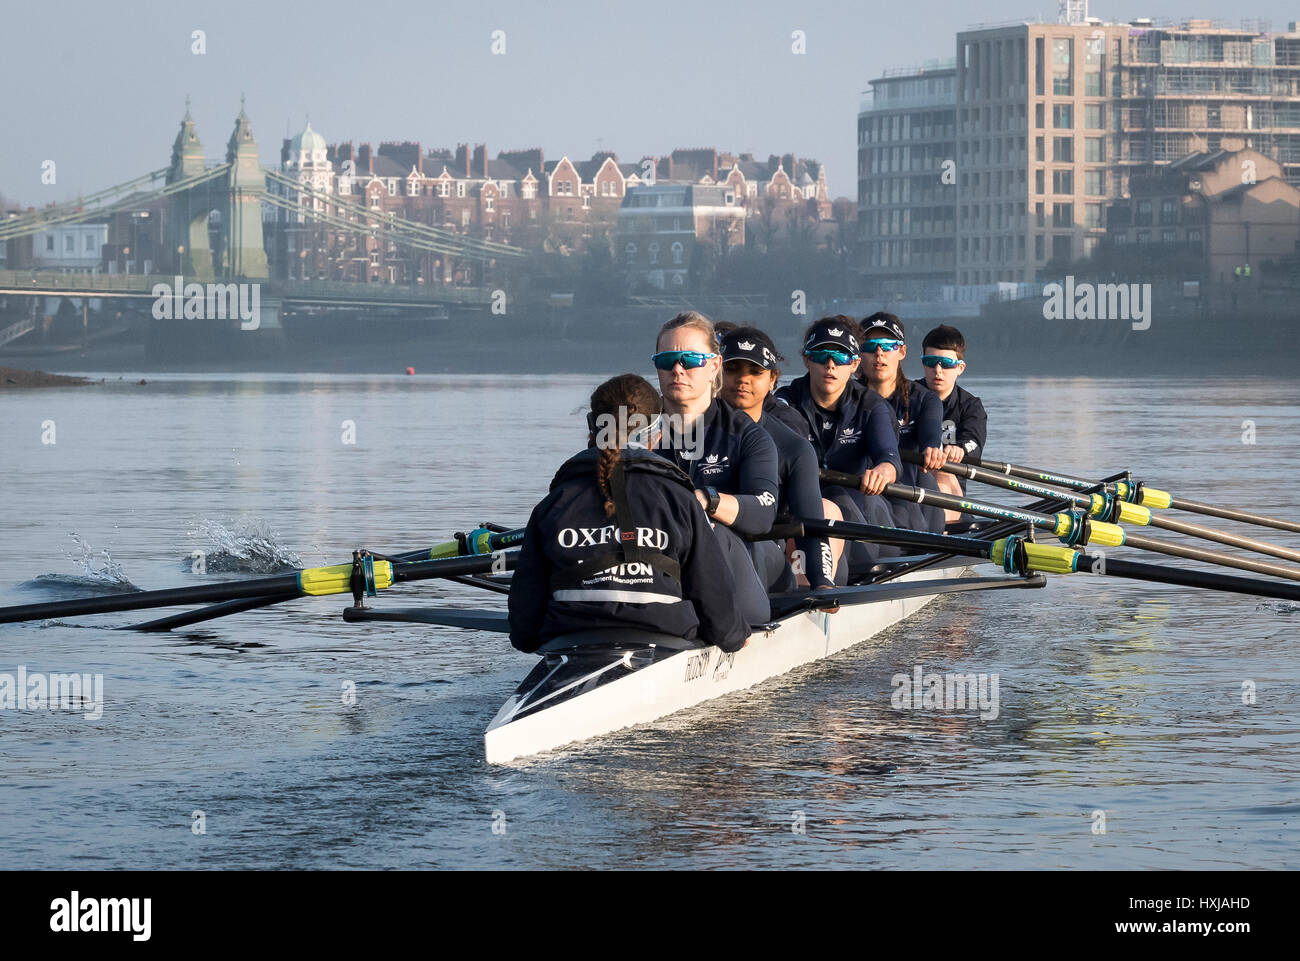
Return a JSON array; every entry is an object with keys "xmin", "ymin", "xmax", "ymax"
[
  {"xmin": 1036, "ymin": 136, "xmax": 1045, "ymax": 161},
  {"xmin": 1085, "ymin": 170, "xmax": 1105, "ymax": 195},
  {"xmin": 1162, "ymin": 229, "xmax": 1177, "ymax": 244},
  {"xmin": 461, "ymin": 210, "xmax": 470, "ymax": 226},
  {"xmin": 1085, "ymin": 104, "xmax": 1104, "ymax": 129},
  {"xmin": 1053, "ymin": 72, "xmax": 1072, "ymax": 95},
  {"xmin": 1036, "ymin": 103, "xmax": 1045, "ymax": 128},
  {"xmin": 1054, "ymin": 136, "xmax": 1073, "ymax": 161},
  {"xmin": 1035, "ymin": 169, "xmax": 1045, "ymax": 194},
  {"xmin": 648, "ymin": 242, "xmax": 659, "ymax": 265},
  {"xmin": 85, "ymin": 235, "xmax": 95, "ymax": 252},
  {"xmin": 1053, "ymin": 104, "xmax": 1073, "ymax": 128},
  {"xmin": 1085, "ymin": 203, "xmax": 1103, "ymax": 228},
  {"xmin": 1053, "ymin": 202, "xmax": 1073, "ymax": 227},
  {"xmin": 724, "ymin": 192, "xmax": 734, "ymax": 205},
  {"xmin": 485, "ymin": 196, "xmax": 495, "ymax": 211},
  {"xmin": 1160, "ymin": 199, "xmax": 1177, "ymax": 225},
  {"xmin": 1052, "ymin": 38, "xmax": 1071, "ymax": 66},
  {"xmin": 1053, "ymin": 235, "xmax": 1072, "ymax": 260},
  {"xmin": 522, "ymin": 182, "xmax": 535, "ymax": 199},
  {"xmin": 625, "ymin": 242, "xmax": 637, "ymax": 264},
  {"xmin": 1084, "ymin": 72, "xmax": 1102, "ymax": 96},
  {"xmin": 1136, "ymin": 231, "xmax": 1150, "ymax": 244},
  {"xmin": 1035, "ymin": 37, "xmax": 1045, "ymax": 95},
  {"xmin": 1085, "ymin": 137, "xmax": 1104, "ymax": 162},
  {"xmin": 1035, "ymin": 201, "xmax": 1045, "ymax": 227},
  {"xmin": 671, "ymin": 241, "xmax": 683, "ymax": 264},
  {"xmin": 407, "ymin": 179, "xmax": 419, "ymax": 196},
  {"xmin": 370, "ymin": 194, "xmax": 380, "ymax": 209},
  {"xmin": 1035, "ymin": 234, "xmax": 1045, "ymax": 259},
  {"xmin": 1136, "ymin": 200, "xmax": 1153, "ymax": 226},
  {"xmin": 1053, "ymin": 169, "xmax": 1073, "ymax": 193},
  {"xmin": 387, "ymin": 180, "xmax": 397, "ymax": 196},
  {"xmin": 456, "ymin": 181, "xmax": 466, "ymax": 198},
  {"xmin": 65, "ymin": 235, "xmax": 74, "ymax": 252},
  {"xmin": 1188, "ymin": 228, "xmax": 1203, "ymax": 252},
  {"xmin": 582, "ymin": 195, "xmax": 590, "ymax": 209}
]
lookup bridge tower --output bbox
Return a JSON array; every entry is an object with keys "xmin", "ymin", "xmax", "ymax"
[
  {"xmin": 166, "ymin": 99, "xmax": 215, "ymax": 279},
  {"xmin": 224, "ymin": 97, "xmax": 269, "ymax": 280}
]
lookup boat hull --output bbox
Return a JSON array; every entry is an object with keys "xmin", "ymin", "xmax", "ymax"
[{"xmin": 483, "ymin": 563, "xmax": 969, "ymax": 764}]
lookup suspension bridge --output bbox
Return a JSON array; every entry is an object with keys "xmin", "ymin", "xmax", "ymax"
[{"xmin": 0, "ymin": 101, "xmax": 528, "ymax": 355}]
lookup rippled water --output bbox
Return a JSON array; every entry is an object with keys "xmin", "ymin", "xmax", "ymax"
[{"xmin": 1, "ymin": 372, "xmax": 1298, "ymax": 868}]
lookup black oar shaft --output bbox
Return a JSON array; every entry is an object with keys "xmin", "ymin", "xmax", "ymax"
[
  {"xmin": 914, "ymin": 453, "xmax": 1300, "ymax": 570},
  {"xmin": 1084, "ymin": 554, "xmax": 1300, "ymax": 603},
  {"xmin": 0, "ymin": 575, "xmax": 303, "ymax": 624},
  {"xmin": 966, "ymin": 452, "xmax": 1300, "ymax": 535},
  {"xmin": 1145, "ymin": 512, "xmax": 1300, "ymax": 564},
  {"xmin": 1165, "ymin": 495, "xmax": 1300, "ymax": 535},
  {"xmin": 125, "ymin": 593, "xmax": 293, "ymax": 632},
  {"xmin": 1120, "ymin": 532, "xmax": 1300, "ymax": 583},
  {"xmin": 821, "ymin": 469, "xmax": 1056, "ymax": 532}
]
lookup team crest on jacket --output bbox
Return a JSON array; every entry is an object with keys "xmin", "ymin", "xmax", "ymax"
[
  {"xmin": 838, "ymin": 426, "xmax": 861, "ymax": 444},
  {"xmin": 699, "ymin": 453, "xmax": 729, "ymax": 477}
]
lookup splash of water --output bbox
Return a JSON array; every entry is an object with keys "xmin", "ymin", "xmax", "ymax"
[
  {"xmin": 18, "ymin": 534, "xmax": 141, "ymax": 595},
  {"xmin": 186, "ymin": 517, "xmax": 302, "ymax": 574}
]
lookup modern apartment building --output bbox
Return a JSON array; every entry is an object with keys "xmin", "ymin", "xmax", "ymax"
[
  {"xmin": 857, "ymin": 60, "xmax": 958, "ymax": 294},
  {"xmin": 859, "ymin": 10, "xmax": 1300, "ymax": 289}
]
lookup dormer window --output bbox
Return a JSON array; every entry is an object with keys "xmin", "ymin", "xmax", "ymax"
[{"xmin": 438, "ymin": 181, "xmax": 450, "ymax": 198}]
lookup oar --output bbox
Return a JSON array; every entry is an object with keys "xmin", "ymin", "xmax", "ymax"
[
  {"xmin": 964, "ymin": 452, "xmax": 1300, "ymax": 535},
  {"xmin": 778, "ymin": 517, "xmax": 1300, "ymax": 605},
  {"xmin": 0, "ymin": 550, "xmax": 521, "ymax": 625},
  {"xmin": 868, "ymin": 471, "xmax": 1131, "ymax": 584},
  {"xmin": 121, "ymin": 529, "xmax": 526, "ymax": 631},
  {"xmin": 821, "ymin": 468, "xmax": 1300, "ymax": 583},
  {"xmin": 904, "ymin": 451, "xmax": 1300, "ymax": 565}
]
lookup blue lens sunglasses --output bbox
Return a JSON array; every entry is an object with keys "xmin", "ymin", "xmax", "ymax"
[
  {"xmin": 652, "ymin": 350, "xmax": 717, "ymax": 371},
  {"xmin": 803, "ymin": 348, "xmax": 855, "ymax": 366},
  {"xmin": 921, "ymin": 355, "xmax": 964, "ymax": 370},
  {"xmin": 862, "ymin": 338, "xmax": 903, "ymax": 354}
]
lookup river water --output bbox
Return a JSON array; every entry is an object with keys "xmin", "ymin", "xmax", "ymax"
[{"xmin": 1, "ymin": 372, "xmax": 1297, "ymax": 868}]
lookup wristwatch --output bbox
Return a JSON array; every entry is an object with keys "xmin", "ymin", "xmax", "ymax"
[{"xmin": 703, "ymin": 486, "xmax": 721, "ymax": 517}]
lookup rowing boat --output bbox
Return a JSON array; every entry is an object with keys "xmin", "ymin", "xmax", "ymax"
[{"xmin": 483, "ymin": 556, "xmax": 1044, "ymax": 764}]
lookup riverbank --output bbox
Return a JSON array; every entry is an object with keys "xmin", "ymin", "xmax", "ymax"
[{"xmin": 0, "ymin": 367, "xmax": 93, "ymax": 388}]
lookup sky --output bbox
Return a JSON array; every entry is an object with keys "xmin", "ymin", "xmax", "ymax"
[{"xmin": 3, "ymin": 0, "xmax": 1298, "ymax": 205}]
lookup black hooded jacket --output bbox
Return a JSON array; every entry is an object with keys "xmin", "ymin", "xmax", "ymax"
[{"xmin": 508, "ymin": 448, "xmax": 749, "ymax": 654}]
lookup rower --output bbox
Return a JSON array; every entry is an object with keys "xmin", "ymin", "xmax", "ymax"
[
  {"xmin": 507, "ymin": 374, "xmax": 749, "ymax": 655},
  {"xmin": 914, "ymin": 324, "xmax": 988, "ymax": 528},
  {"xmin": 857, "ymin": 312, "xmax": 946, "ymax": 534},
  {"xmin": 774, "ymin": 316, "xmax": 902, "ymax": 566},
  {"xmin": 652, "ymin": 311, "xmax": 779, "ymax": 628},
  {"xmin": 717, "ymin": 324, "xmax": 844, "ymax": 590}
]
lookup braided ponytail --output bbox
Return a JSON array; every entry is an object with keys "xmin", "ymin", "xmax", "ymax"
[{"xmin": 589, "ymin": 374, "xmax": 664, "ymax": 518}]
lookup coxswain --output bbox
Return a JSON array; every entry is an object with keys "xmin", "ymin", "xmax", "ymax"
[
  {"xmin": 508, "ymin": 374, "xmax": 749, "ymax": 654},
  {"xmin": 717, "ymin": 324, "xmax": 844, "ymax": 590},
  {"xmin": 857, "ymin": 312, "xmax": 947, "ymax": 533},
  {"xmin": 652, "ymin": 311, "xmax": 779, "ymax": 627},
  {"xmin": 774, "ymin": 316, "xmax": 902, "ymax": 567}
]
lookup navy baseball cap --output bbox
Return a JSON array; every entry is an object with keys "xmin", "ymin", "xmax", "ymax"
[
  {"xmin": 803, "ymin": 318, "xmax": 859, "ymax": 355},
  {"xmin": 721, "ymin": 331, "xmax": 779, "ymax": 370},
  {"xmin": 860, "ymin": 313, "xmax": 906, "ymax": 344}
]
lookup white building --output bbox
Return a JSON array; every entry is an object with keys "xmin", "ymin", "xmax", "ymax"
[{"xmin": 30, "ymin": 223, "xmax": 107, "ymax": 273}]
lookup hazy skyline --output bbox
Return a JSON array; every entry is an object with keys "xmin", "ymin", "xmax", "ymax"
[{"xmin": 4, "ymin": 0, "xmax": 1299, "ymax": 205}]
